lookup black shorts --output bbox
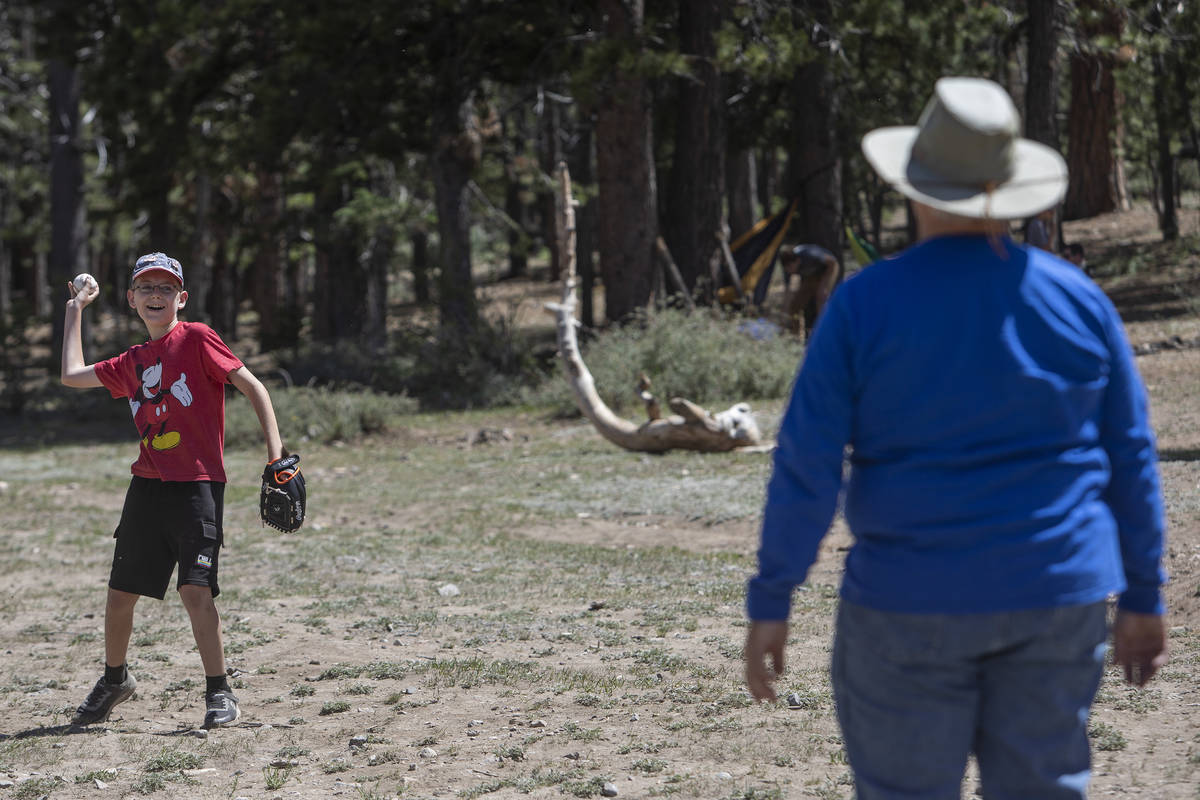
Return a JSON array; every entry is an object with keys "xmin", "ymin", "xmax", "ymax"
[{"xmin": 109, "ymin": 476, "xmax": 225, "ymax": 600}]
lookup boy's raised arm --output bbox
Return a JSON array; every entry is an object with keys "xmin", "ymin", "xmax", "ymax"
[
  {"xmin": 227, "ymin": 366, "xmax": 284, "ymax": 463},
  {"xmin": 61, "ymin": 282, "xmax": 103, "ymax": 388}
]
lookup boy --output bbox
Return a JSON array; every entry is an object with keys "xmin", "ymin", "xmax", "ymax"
[{"xmin": 62, "ymin": 252, "xmax": 286, "ymax": 729}]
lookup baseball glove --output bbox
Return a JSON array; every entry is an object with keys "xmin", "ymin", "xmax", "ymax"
[{"xmin": 261, "ymin": 453, "xmax": 306, "ymax": 533}]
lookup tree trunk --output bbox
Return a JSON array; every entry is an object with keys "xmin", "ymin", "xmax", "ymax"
[
  {"xmin": 312, "ymin": 175, "xmax": 364, "ymax": 342},
  {"xmin": 208, "ymin": 189, "xmax": 238, "ymax": 338},
  {"xmin": 432, "ymin": 92, "xmax": 480, "ymax": 337},
  {"xmin": 48, "ymin": 57, "xmax": 86, "ymax": 359},
  {"xmin": 663, "ymin": 0, "xmax": 726, "ymax": 298},
  {"xmin": 0, "ymin": 212, "xmax": 10, "ymax": 318},
  {"xmin": 594, "ymin": 0, "xmax": 656, "ymax": 324},
  {"xmin": 1063, "ymin": 1, "xmax": 1125, "ymax": 220},
  {"xmin": 785, "ymin": 0, "xmax": 842, "ymax": 300},
  {"xmin": 538, "ymin": 91, "xmax": 564, "ymax": 282},
  {"xmin": 253, "ymin": 168, "xmax": 289, "ymax": 349},
  {"xmin": 727, "ymin": 147, "xmax": 758, "ymax": 240},
  {"xmin": 569, "ymin": 116, "xmax": 597, "ymax": 330},
  {"xmin": 411, "ymin": 227, "xmax": 431, "ymax": 305},
  {"xmin": 1152, "ymin": 47, "xmax": 1178, "ymax": 240},
  {"xmin": 364, "ymin": 222, "xmax": 393, "ymax": 353},
  {"xmin": 504, "ymin": 158, "xmax": 529, "ymax": 280},
  {"xmin": 188, "ymin": 172, "xmax": 214, "ymax": 324},
  {"xmin": 757, "ymin": 147, "xmax": 779, "ymax": 216},
  {"xmin": 1025, "ymin": 0, "xmax": 1059, "ymax": 149}
]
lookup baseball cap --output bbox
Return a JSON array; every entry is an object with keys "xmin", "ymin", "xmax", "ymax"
[{"xmin": 131, "ymin": 252, "xmax": 184, "ymax": 286}]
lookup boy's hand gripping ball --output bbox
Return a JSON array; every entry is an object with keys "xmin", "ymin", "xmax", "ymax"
[{"xmin": 261, "ymin": 454, "xmax": 306, "ymax": 533}]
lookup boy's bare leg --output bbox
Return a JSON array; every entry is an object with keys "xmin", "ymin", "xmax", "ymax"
[
  {"xmin": 105, "ymin": 588, "xmax": 139, "ymax": 667},
  {"xmin": 178, "ymin": 585, "xmax": 225, "ymax": 677}
]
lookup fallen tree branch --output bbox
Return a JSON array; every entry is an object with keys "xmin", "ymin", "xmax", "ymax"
[{"xmin": 547, "ymin": 162, "xmax": 767, "ymax": 453}]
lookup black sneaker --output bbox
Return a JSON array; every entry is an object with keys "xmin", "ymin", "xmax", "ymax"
[
  {"xmin": 72, "ymin": 673, "xmax": 137, "ymax": 725},
  {"xmin": 203, "ymin": 689, "xmax": 240, "ymax": 729}
]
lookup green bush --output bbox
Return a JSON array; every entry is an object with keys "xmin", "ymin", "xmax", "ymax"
[
  {"xmin": 224, "ymin": 386, "xmax": 418, "ymax": 449},
  {"xmin": 521, "ymin": 307, "xmax": 804, "ymax": 416},
  {"xmin": 275, "ymin": 316, "xmax": 546, "ymax": 410}
]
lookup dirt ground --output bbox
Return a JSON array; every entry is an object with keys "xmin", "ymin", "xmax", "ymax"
[{"xmin": 1, "ymin": 204, "xmax": 1199, "ymax": 800}]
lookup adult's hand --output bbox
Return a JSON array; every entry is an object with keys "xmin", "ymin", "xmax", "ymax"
[
  {"xmin": 744, "ymin": 620, "xmax": 789, "ymax": 702},
  {"xmin": 1112, "ymin": 609, "xmax": 1167, "ymax": 687}
]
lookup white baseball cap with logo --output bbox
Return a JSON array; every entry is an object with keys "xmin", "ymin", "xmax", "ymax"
[{"xmin": 131, "ymin": 252, "xmax": 184, "ymax": 286}]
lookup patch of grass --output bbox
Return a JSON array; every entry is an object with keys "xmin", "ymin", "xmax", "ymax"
[
  {"xmin": 290, "ymin": 684, "xmax": 315, "ymax": 697},
  {"xmin": 14, "ymin": 777, "xmax": 64, "ymax": 800},
  {"xmin": 74, "ymin": 769, "xmax": 117, "ymax": 784},
  {"xmin": 563, "ymin": 722, "xmax": 603, "ymax": 741},
  {"xmin": 130, "ymin": 774, "xmax": 167, "ymax": 794},
  {"xmin": 319, "ymin": 700, "xmax": 351, "ymax": 715},
  {"xmin": 144, "ymin": 746, "xmax": 204, "ymax": 772},
  {"xmin": 1089, "ymin": 721, "xmax": 1128, "ymax": 751},
  {"xmin": 274, "ymin": 745, "xmax": 310, "ymax": 759},
  {"xmin": 321, "ymin": 758, "xmax": 352, "ymax": 774},
  {"xmin": 495, "ymin": 744, "xmax": 525, "ymax": 761},
  {"xmin": 262, "ymin": 766, "xmax": 292, "ymax": 790},
  {"xmin": 632, "ymin": 756, "xmax": 669, "ymax": 774}
]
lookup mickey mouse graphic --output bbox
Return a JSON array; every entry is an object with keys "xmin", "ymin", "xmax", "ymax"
[{"xmin": 128, "ymin": 358, "xmax": 192, "ymax": 450}]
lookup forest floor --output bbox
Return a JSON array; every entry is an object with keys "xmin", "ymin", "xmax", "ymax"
[{"xmin": 0, "ymin": 202, "xmax": 1199, "ymax": 800}]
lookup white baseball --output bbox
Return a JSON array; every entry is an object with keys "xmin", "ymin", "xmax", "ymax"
[{"xmin": 73, "ymin": 273, "xmax": 98, "ymax": 293}]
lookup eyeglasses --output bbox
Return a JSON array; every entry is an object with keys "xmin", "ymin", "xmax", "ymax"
[{"xmin": 133, "ymin": 283, "xmax": 181, "ymax": 296}]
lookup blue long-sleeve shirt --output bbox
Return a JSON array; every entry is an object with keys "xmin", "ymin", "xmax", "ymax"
[{"xmin": 748, "ymin": 235, "xmax": 1166, "ymax": 619}]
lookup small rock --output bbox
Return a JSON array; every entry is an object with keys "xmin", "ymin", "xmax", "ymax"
[
  {"xmin": 51, "ymin": 742, "xmax": 66, "ymax": 748},
  {"xmin": 0, "ymin": 781, "xmax": 13, "ymax": 789},
  {"xmin": 419, "ymin": 747, "xmax": 438, "ymax": 759},
  {"xmin": 564, "ymin": 752, "xmax": 580, "ymax": 760},
  {"xmin": 309, "ymin": 659, "xmax": 320, "ymax": 665},
  {"xmin": 785, "ymin": 692, "xmax": 804, "ymax": 708},
  {"xmin": 601, "ymin": 782, "xmax": 619, "ymax": 797},
  {"xmin": 408, "ymin": 763, "xmax": 417, "ymax": 771},
  {"xmin": 438, "ymin": 583, "xmax": 460, "ymax": 597},
  {"xmin": 403, "ymin": 687, "xmax": 416, "ymax": 695},
  {"xmin": 349, "ymin": 735, "xmax": 369, "ymax": 749},
  {"xmin": 269, "ymin": 759, "xmax": 297, "ymax": 768},
  {"xmin": 183, "ymin": 768, "xmax": 219, "ymax": 777},
  {"xmin": 714, "ymin": 772, "xmax": 733, "ymax": 780},
  {"xmin": 629, "ymin": 713, "xmax": 639, "ymax": 722},
  {"xmin": 189, "ymin": 729, "xmax": 209, "ymax": 739},
  {"xmin": 94, "ymin": 778, "xmax": 108, "ymax": 789},
  {"xmin": 0, "ymin": 481, "xmax": 9, "ymax": 495}
]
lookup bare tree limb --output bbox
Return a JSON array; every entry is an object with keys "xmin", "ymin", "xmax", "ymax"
[
  {"xmin": 654, "ymin": 236, "xmax": 696, "ymax": 311},
  {"xmin": 548, "ymin": 162, "xmax": 767, "ymax": 453}
]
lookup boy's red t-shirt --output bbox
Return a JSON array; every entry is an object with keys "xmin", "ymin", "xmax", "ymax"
[{"xmin": 94, "ymin": 321, "xmax": 244, "ymax": 482}]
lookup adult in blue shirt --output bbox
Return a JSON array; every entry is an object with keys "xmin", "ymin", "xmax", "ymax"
[{"xmin": 744, "ymin": 77, "xmax": 1168, "ymax": 800}]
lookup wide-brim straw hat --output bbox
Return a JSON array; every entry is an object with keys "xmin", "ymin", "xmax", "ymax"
[{"xmin": 861, "ymin": 77, "xmax": 1068, "ymax": 220}]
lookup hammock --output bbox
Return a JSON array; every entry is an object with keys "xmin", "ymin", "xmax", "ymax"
[
  {"xmin": 716, "ymin": 198, "xmax": 799, "ymax": 306},
  {"xmin": 845, "ymin": 224, "xmax": 879, "ymax": 266}
]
